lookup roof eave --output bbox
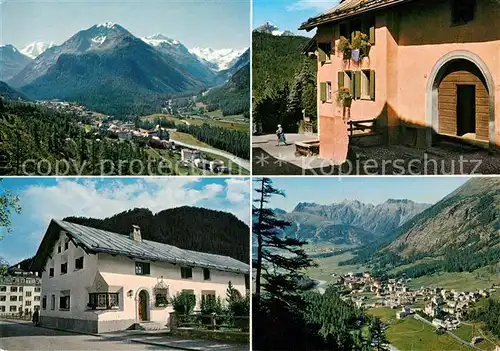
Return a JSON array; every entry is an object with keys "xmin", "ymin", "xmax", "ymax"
[{"xmin": 298, "ymin": 0, "xmax": 415, "ymax": 31}]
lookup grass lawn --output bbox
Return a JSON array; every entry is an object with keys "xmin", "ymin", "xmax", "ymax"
[
  {"xmin": 367, "ymin": 308, "xmax": 474, "ymax": 350},
  {"xmin": 169, "ymin": 131, "xmax": 217, "ymax": 150},
  {"xmin": 406, "ymin": 268, "xmax": 500, "ymax": 291},
  {"xmin": 306, "ymin": 251, "xmax": 367, "ymax": 282},
  {"xmin": 144, "ymin": 112, "xmax": 249, "ymax": 132}
]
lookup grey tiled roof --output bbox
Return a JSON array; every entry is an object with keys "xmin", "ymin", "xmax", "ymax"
[
  {"xmin": 299, "ymin": 0, "xmax": 414, "ymax": 30},
  {"xmin": 53, "ymin": 219, "xmax": 250, "ymax": 274}
]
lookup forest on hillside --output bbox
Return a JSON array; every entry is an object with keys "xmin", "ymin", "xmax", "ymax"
[
  {"xmin": 64, "ymin": 207, "xmax": 250, "ymax": 263},
  {"xmin": 252, "ymin": 32, "xmax": 317, "ymax": 134},
  {"xmin": 200, "ymin": 64, "xmax": 250, "ymax": 118}
]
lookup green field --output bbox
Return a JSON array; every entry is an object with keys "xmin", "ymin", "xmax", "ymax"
[
  {"xmin": 406, "ymin": 267, "xmax": 500, "ymax": 291},
  {"xmin": 367, "ymin": 308, "xmax": 474, "ymax": 351},
  {"xmin": 306, "ymin": 251, "xmax": 367, "ymax": 282},
  {"xmin": 144, "ymin": 112, "xmax": 249, "ymax": 132}
]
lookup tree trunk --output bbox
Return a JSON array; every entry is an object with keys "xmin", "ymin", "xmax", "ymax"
[{"xmin": 254, "ymin": 178, "xmax": 265, "ymax": 306}]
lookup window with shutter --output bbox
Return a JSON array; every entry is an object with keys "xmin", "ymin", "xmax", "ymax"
[
  {"xmin": 354, "ymin": 71, "xmax": 361, "ymax": 99},
  {"xmin": 338, "ymin": 72, "xmax": 344, "ymax": 91},
  {"xmin": 370, "ymin": 70, "xmax": 376, "ymax": 101},
  {"xmin": 320, "ymin": 82, "xmax": 327, "ymax": 102}
]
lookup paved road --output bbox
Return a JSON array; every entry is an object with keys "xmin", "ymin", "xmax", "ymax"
[
  {"xmin": 0, "ymin": 320, "xmax": 173, "ymax": 350},
  {"xmin": 170, "ymin": 139, "xmax": 250, "ymax": 171}
]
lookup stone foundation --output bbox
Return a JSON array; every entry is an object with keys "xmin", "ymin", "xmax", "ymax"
[
  {"xmin": 41, "ymin": 315, "xmax": 98, "ymax": 334},
  {"xmin": 98, "ymin": 319, "xmax": 136, "ymax": 333}
]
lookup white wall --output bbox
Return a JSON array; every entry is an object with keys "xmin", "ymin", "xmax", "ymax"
[
  {"xmin": 97, "ymin": 253, "xmax": 247, "ymax": 323},
  {"xmin": 41, "ymin": 230, "xmax": 98, "ymax": 321}
]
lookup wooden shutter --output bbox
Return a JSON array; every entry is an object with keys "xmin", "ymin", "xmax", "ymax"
[
  {"xmin": 320, "ymin": 82, "xmax": 327, "ymax": 102},
  {"xmin": 338, "ymin": 72, "xmax": 344, "ymax": 90},
  {"xmin": 318, "ymin": 44, "xmax": 326, "ymax": 63},
  {"xmin": 369, "ymin": 25, "xmax": 375, "ymax": 45},
  {"xmin": 354, "ymin": 71, "xmax": 361, "ymax": 99},
  {"xmin": 349, "ymin": 73, "xmax": 354, "ymax": 96},
  {"xmin": 370, "ymin": 70, "xmax": 376, "ymax": 101}
]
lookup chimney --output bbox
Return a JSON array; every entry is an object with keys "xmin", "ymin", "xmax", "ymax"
[{"xmin": 130, "ymin": 225, "xmax": 142, "ymax": 242}]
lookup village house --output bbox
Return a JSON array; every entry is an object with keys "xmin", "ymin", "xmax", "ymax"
[
  {"xmin": 300, "ymin": 0, "xmax": 499, "ymax": 163},
  {"xmin": 29, "ymin": 220, "xmax": 250, "ymax": 334},
  {"xmin": 0, "ymin": 266, "xmax": 41, "ymax": 316}
]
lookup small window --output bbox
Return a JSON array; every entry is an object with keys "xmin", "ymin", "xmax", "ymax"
[
  {"xmin": 318, "ymin": 42, "xmax": 332, "ymax": 62},
  {"xmin": 19, "ymin": 296, "xmax": 23, "ymax": 301},
  {"xmin": 49, "ymin": 268, "xmax": 54, "ymax": 278},
  {"xmin": 19, "ymin": 287, "xmax": 23, "ymax": 292},
  {"xmin": 57, "ymin": 245, "xmax": 61, "ymax": 253},
  {"xmin": 452, "ymin": 0, "xmax": 475, "ymax": 25},
  {"xmin": 60, "ymin": 263, "xmax": 68, "ymax": 275},
  {"xmin": 59, "ymin": 291, "xmax": 70, "ymax": 311},
  {"xmin": 42, "ymin": 296, "xmax": 47, "ymax": 310},
  {"xmin": 0, "ymin": 306, "xmax": 4, "ymax": 312},
  {"xmin": 361, "ymin": 70, "xmax": 371, "ymax": 99},
  {"xmin": 203, "ymin": 268, "xmax": 210, "ymax": 281},
  {"xmin": 181, "ymin": 267, "xmax": 193, "ymax": 279},
  {"xmin": 326, "ymin": 82, "xmax": 332, "ymax": 102},
  {"xmin": 26, "ymin": 291, "xmax": 32, "ymax": 297},
  {"xmin": 25, "ymin": 300, "xmax": 31, "ymax": 306},
  {"xmin": 35, "ymin": 287, "xmax": 41, "ymax": 292},
  {"xmin": 10, "ymin": 287, "xmax": 17, "ymax": 293},
  {"xmin": 339, "ymin": 22, "xmax": 349, "ymax": 38},
  {"xmin": 75, "ymin": 257, "xmax": 84, "ymax": 270},
  {"xmin": 10, "ymin": 296, "xmax": 17, "ymax": 301},
  {"xmin": 64, "ymin": 240, "xmax": 69, "ymax": 251},
  {"xmin": 88, "ymin": 293, "xmax": 119, "ymax": 309},
  {"xmin": 51, "ymin": 295, "xmax": 55, "ymax": 310},
  {"xmin": 0, "ymin": 296, "xmax": 5, "ymax": 301},
  {"xmin": 135, "ymin": 262, "xmax": 150, "ymax": 275},
  {"xmin": 10, "ymin": 306, "xmax": 16, "ymax": 312},
  {"xmin": 34, "ymin": 296, "xmax": 40, "ymax": 301},
  {"xmin": 245, "ymin": 274, "xmax": 250, "ymax": 290},
  {"xmin": 201, "ymin": 290, "xmax": 216, "ymax": 303},
  {"xmin": 0, "ymin": 286, "xmax": 6, "ymax": 292}
]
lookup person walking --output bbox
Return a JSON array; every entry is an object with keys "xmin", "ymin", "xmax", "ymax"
[
  {"xmin": 276, "ymin": 124, "xmax": 287, "ymax": 146},
  {"xmin": 32, "ymin": 307, "xmax": 39, "ymax": 326}
]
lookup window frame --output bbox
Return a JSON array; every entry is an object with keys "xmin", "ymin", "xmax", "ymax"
[
  {"xmin": 203, "ymin": 268, "xmax": 211, "ymax": 281},
  {"xmin": 181, "ymin": 266, "xmax": 193, "ymax": 279},
  {"xmin": 135, "ymin": 262, "xmax": 150, "ymax": 276},
  {"xmin": 360, "ymin": 70, "xmax": 371, "ymax": 100},
  {"xmin": 49, "ymin": 268, "xmax": 54, "ymax": 278},
  {"xmin": 75, "ymin": 257, "xmax": 84, "ymax": 270},
  {"xmin": 326, "ymin": 81, "xmax": 332, "ymax": 102},
  {"xmin": 60, "ymin": 262, "xmax": 68, "ymax": 275},
  {"xmin": 88, "ymin": 292, "xmax": 119, "ymax": 310}
]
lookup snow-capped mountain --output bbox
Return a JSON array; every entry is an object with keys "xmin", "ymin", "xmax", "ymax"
[
  {"xmin": 0, "ymin": 44, "xmax": 32, "ymax": 81},
  {"xmin": 141, "ymin": 33, "xmax": 180, "ymax": 47},
  {"xmin": 254, "ymin": 22, "xmax": 294, "ymax": 36},
  {"xmin": 20, "ymin": 42, "xmax": 57, "ymax": 59},
  {"xmin": 190, "ymin": 47, "xmax": 247, "ymax": 71}
]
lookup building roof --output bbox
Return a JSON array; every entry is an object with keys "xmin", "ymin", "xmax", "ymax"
[
  {"xmin": 30, "ymin": 219, "xmax": 250, "ymax": 275},
  {"xmin": 299, "ymin": 0, "xmax": 415, "ymax": 31}
]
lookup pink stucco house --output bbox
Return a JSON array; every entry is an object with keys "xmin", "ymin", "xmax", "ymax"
[{"xmin": 300, "ymin": 0, "xmax": 499, "ymax": 163}]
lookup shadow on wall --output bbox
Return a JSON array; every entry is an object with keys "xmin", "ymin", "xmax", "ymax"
[{"xmin": 387, "ymin": 0, "xmax": 500, "ymax": 46}]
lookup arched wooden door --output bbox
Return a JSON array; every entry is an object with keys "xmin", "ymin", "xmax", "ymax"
[
  {"xmin": 437, "ymin": 60, "xmax": 489, "ymax": 142},
  {"xmin": 138, "ymin": 290, "xmax": 149, "ymax": 321}
]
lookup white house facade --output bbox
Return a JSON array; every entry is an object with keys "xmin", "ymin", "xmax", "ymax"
[
  {"xmin": 0, "ymin": 266, "xmax": 41, "ymax": 316},
  {"xmin": 30, "ymin": 219, "xmax": 250, "ymax": 334}
]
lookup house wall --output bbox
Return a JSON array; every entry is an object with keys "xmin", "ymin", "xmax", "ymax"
[
  {"xmin": 316, "ymin": 0, "xmax": 500, "ymax": 160},
  {"xmin": 40, "ymin": 230, "xmax": 99, "ymax": 333},
  {"xmin": 96, "ymin": 253, "xmax": 247, "ymax": 332}
]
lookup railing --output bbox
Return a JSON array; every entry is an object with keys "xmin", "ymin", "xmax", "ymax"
[
  {"xmin": 173, "ymin": 312, "xmax": 249, "ymax": 332},
  {"xmin": 347, "ymin": 119, "xmax": 377, "ymax": 136},
  {"xmin": 0, "ymin": 312, "xmax": 33, "ymax": 320}
]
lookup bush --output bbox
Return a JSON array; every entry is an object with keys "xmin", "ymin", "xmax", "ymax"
[{"xmin": 170, "ymin": 291, "xmax": 196, "ymax": 315}]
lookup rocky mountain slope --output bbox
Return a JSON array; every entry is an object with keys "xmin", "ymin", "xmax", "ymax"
[
  {"xmin": 276, "ymin": 199, "xmax": 430, "ymax": 245},
  {"xmin": 387, "ymin": 177, "xmax": 500, "ymax": 256},
  {"xmin": 21, "ymin": 42, "xmax": 57, "ymax": 59},
  {"xmin": 0, "ymin": 45, "xmax": 32, "ymax": 82}
]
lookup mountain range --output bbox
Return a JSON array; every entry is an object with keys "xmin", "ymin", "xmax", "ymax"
[
  {"xmin": 274, "ymin": 199, "xmax": 431, "ymax": 246},
  {"xmin": 0, "ymin": 45, "xmax": 32, "ymax": 82},
  {"xmin": 2, "ymin": 22, "xmax": 247, "ymax": 115},
  {"xmin": 20, "ymin": 42, "xmax": 57, "ymax": 59}
]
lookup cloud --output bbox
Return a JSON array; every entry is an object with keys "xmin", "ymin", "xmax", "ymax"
[
  {"xmin": 286, "ymin": 0, "xmax": 337, "ymax": 12},
  {"xmin": 225, "ymin": 178, "xmax": 250, "ymax": 203},
  {"xmin": 19, "ymin": 178, "xmax": 247, "ymax": 239}
]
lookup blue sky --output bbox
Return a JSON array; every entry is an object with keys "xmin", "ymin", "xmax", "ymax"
[
  {"xmin": 257, "ymin": 177, "xmax": 470, "ymax": 212},
  {"xmin": 0, "ymin": 177, "xmax": 250, "ymax": 265},
  {"xmin": 1, "ymin": 0, "xmax": 250, "ymax": 49},
  {"xmin": 253, "ymin": 0, "xmax": 338, "ymax": 36}
]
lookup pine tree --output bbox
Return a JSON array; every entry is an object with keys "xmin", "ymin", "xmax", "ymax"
[
  {"xmin": 368, "ymin": 316, "xmax": 388, "ymax": 351},
  {"xmin": 252, "ymin": 177, "xmax": 315, "ymax": 309}
]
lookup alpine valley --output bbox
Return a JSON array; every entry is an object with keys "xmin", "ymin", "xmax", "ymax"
[{"xmin": 0, "ymin": 22, "xmax": 250, "ymax": 175}]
